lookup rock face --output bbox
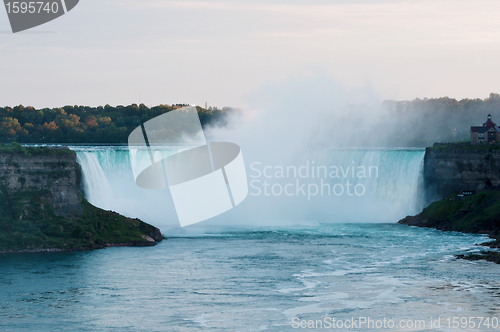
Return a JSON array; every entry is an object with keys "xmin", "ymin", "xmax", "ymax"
[
  {"xmin": 0, "ymin": 147, "xmax": 81, "ymax": 213},
  {"xmin": 424, "ymin": 147, "xmax": 500, "ymax": 200}
]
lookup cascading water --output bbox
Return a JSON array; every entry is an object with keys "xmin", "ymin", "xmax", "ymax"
[
  {"xmin": 72, "ymin": 146, "xmax": 425, "ymax": 234},
  {"xmin": 76, "ymin": 152, "xmax": 114, "ymax": 210},
  {"xmin": 300, "ymin": 149, "xmax": 425, "ymax": 205},
  {"xmin": 74, "ymin": 146, "xmax": 177, "ymax": 231}
]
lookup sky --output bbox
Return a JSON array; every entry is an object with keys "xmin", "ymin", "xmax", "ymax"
[{"xmin": 1, "ymin": 0, "xmax": 500, "ymax": 108}]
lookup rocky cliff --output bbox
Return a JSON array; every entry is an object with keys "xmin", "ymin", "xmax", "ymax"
[
  {"xmin": 0, "ymin": 146, "xmax": 81, "ymax": 216},
  {"xmin": 0, "ymin": 143, "xmax": 163, "ymax": 253},
  {"xmin": 424, "ymin": 145, "xmax": 500, "ymax": 201}
]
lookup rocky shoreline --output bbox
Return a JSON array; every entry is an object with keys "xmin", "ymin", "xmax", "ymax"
[{"xmin": 399, "ymin": 188, "xmax": 500, "ymax": 264}]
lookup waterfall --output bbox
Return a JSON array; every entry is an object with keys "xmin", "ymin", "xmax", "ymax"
[
  {"xmin": 73, "ymin": 146, "xmax": 425, "ymax": 232},
  {"xmin": 76, "ymin": 152, "xmax": 114, "ymax": 210}
]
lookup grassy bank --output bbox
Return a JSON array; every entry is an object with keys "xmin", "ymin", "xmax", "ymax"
[
  {"xmin": 0, "ymin": 142, "xmax": 74, "ymax": 155},
  {"xmin": 0, "ymin": 193, "xmax": 162, "ymax": 252}
]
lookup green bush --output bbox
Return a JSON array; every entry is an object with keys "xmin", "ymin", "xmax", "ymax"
[{"xmin": 43, "ymin": 225, "xmax": 63, "ymax": 236}]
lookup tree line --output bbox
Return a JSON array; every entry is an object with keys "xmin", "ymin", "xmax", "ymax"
[
  {"xmin": 381, "ymin": 93, "xmax": 500, "ymax": 146},
  {"xmin": 0, "ymin": 104, "xmax": 232, "ymax": 144}
]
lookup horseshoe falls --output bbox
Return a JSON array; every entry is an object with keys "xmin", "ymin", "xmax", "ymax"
[{"xmin": 73, "ymin": 146, "xmax": 425, "ymax": 234}]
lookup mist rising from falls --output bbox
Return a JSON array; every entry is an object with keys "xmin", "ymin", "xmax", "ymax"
[{"xmin": 73, "ymin": 146, "xmax": 425, "ymax": 236}]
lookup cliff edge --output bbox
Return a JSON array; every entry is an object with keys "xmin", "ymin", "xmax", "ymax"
[{"xmin": 0, "ymin": 143, "xmax": 163, "ymax": 253}]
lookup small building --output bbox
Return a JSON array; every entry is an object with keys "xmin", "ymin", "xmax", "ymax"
[{"xmin": 470, "ymin": 114, "xmax": 500, "ymax": 143}]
